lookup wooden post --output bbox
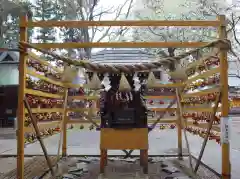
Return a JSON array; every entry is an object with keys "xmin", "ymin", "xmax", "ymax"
[
  {"xmin": 62, "ymin": 88, "xmax": 68, "ymax": 156},
  {"xmin": 218, "ymin": 15, "xmax": 231, "ymax": 179},
  {"xmin": 17, "ymin": 15, "xmax": 28, "ymax": 179},
  {"xmin": 176, "ymin": 93, "xmax": 183, "ymax": 160},
  {"xmin": 176, "ymin": 88, "xmax": 194, "ymax": 172},
  {"xmin": 100, "ymin": 149, "xmax": 107, "ymax": 173}
]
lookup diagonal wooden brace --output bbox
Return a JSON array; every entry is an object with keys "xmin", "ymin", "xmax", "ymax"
[
  {"xmin": 24, "ymin": 97, "xmax": 56, "ymax": 177},
  {"xmin": 194, "ymin": 91, "xmax": 222, "ymax": 173}
]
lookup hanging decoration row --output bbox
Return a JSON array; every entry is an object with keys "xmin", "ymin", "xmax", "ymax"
[{"xmin": 19, "ymin": 39, "xmax": 231, "ymax": 74}]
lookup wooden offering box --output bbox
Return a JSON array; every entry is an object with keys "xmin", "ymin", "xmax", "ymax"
[
  {"xmin": 100, "ymin": 128, "xmax": 148, "ymax": 149},
  {"xmin": 100, "ymin": 128, "xmax": 149, "ymax": 174}
]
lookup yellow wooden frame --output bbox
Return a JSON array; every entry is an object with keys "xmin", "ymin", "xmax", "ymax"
[{"xmin": 17, "ymin": 15, "xmax": 229, "ymax": 179}]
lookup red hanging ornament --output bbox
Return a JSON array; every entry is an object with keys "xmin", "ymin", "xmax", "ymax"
[
  {"xmin": 208, "ymin": 93, "xmax": 215, "ymax": 101},
  {"xmin": 183, "ymin": 113, "xmax": 188, "ymax": 118},
  {"xmin": 79, "ymin": 87, "xmax": 84, "ymax": 95},
  {"xmin": 170, "ymin": 124, "xmax": 175, "ymax": 129},
  {"xmin": 149, "ymin": 100, "xmax": 154, "ymax": 105},
  {"xmin": 214, "ymin": 60, "xmax": 219, "ymax": 66},
  {"xmin": 159, "ymin": 100, "xmax": 164, "ymax": 104},
  {"xmin": 200, "ymin": 81, "xmax": 206, "ymax": 88},
  {"xmin": 170, "ymin": 113, "xmax": 175, "ymax": 116},
  {"xmin": 192, "ymin": 112, "xmax": 197, "ymax": 118}
]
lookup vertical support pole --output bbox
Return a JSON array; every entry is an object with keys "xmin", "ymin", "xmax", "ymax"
[
  {"xmin": 218, "ymin": 15, "xmax": 231, "ymax": 179},
  {"xmin": 17, "ymin": 15, "xmax": 28, "ymax": 179},
  {"xmin": 100, "ymin": 149, "xmax": 107, "ymax": 173},
  {"xmin": 176, "ymin": 88, "xmax": 194, "ymax": 171},
  {"xmin": 176, "ymin": 89, "xmax": 183, "ymax": 160},
  {"xmin": 62, "ymin": 88, "xmax": 68, "ymax": 157}
]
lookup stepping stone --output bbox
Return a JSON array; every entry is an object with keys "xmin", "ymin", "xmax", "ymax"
[
  {"xmin": 148, "ymin": 158, "xmax": 154, "ymax": 163},
  {"xmin": 162, "ymin": 168, "xmax": 174, "ymax": 174},
  {"xmin": 76, "ymin": 162, "xmax": 88, "ymax": 172},
  {"xmin": 124, "ymin": 158, "xmax": 137, "ymax": 163},
  {"xmin": 77, "ymin": 158, "xmax": 92, "ymax": 163},
  {"xmin": 164, "ymin": 177, "xmax": 175, "ymax": 179},
  {"xmin": 68, "ymin": 167, "xmax": 83, "ymax": 173},
  {"xmin": 108, "ymin": 157, "xmax": 116, "ymax": 161},
  {"xmin": 62, "ymin": 173, "xmax": 75, "ymax": 179},
  {"xmin": 117, "ymin": 158, "xmax": 137, "ymax": 162},
  {"xmin": 160, "ymin": 163, "xmax": 168, "ymax": 168},
  {"xmin": 162, "ymin": 167, "xmax": 180, "ymax": 174},
  {"xmin": 71, "ymin": 171, "xmax": 84, "ymax": 177}
]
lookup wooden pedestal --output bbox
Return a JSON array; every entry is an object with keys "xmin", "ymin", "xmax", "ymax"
[{"xmin": 100, "ymin": 128, "xmax": 148, "ymax": 174}]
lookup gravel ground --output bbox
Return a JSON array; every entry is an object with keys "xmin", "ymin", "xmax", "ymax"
[{"xmin": 41, "ymin": 157, "xmax": 219, "ymax": 179}]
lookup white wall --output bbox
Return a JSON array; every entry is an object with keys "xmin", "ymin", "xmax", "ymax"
[{"xmin": 0, "ymin": 64, "xmax": 19, "ymax": 85}]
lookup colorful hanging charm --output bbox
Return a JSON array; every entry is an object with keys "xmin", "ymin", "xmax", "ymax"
[{"xmin": 118, "ymin": 73, "xmax": 131, "ymax": 91}]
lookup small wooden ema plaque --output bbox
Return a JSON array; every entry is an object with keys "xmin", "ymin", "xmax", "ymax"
[{"xmin": 100, "ymin": 128, "xmax": 148, "ymax": 150}]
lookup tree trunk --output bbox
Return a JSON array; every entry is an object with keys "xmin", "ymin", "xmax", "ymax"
[{"xmin": 168, "ymin": 47, "xmax": 176, "ymax": 71}]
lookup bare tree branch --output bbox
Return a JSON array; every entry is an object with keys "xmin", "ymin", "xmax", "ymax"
[
  {"xmin": 96, "ymin": 0, "xmax": 133, "ymax": 42},
  {"xmin": 57, "ymin": 0, "xmax": 134, "ymax": 59}
]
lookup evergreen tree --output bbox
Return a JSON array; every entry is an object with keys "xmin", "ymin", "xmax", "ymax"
[
  {"xmin": 60, "ymin": 28, "xmax": 81, "ymax": 58},
  {"xmin": 2, "ymin": 16, "xmax": 19, "ymax": 48},
  {"xmin": 33, "ymin": 0, "xmax": 63, "ymax": 61},
  {"xmin": 1, "ymin": 0, "xmax": 33, "ymax": 48},
  {"xmin": 34, "ymin": 0, "xmax": 62, "ymax": 43}
]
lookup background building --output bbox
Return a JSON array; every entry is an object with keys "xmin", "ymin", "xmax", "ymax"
[{"xmin": 0, "ymin": 51, "xmax": 19, "ymax": 128}]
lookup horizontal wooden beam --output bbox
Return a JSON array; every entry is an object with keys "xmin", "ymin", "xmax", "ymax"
[
  {"xmin": 25, "ymin": 89, "xmax": 64, "ymax": 99},
  {"xmin": 26, "ymin": 106, "xmax": 222, "ymax": 114},
  {"xmin": 67, "ymin": 118, "xmax": 177, "ymax": 124},
  {"xmin": 68, "ymin": 95, "xmax": 176, "ymax": 100},
  {"xmin": 182, "ymin": 107, "xmax": 221, "ymax": 112},
  {"xmin": 67, "ymin": 107, "xmax": 177, "ymax": 113},
  {"xmin": 68, "ymin": 95, "xmax": 99, "ymax": 100},
  {"xmin": 185, "ymin": 67, "xmax": 221, "ymax": 85},
  {"xmin": 24, "ymin": 121, "xmax": 61, "ymax": 133},
  {"xmin": 27, "ymin": 51, "xmax": 63, "ymax": 73},
  {"xmin": 26, "ymin": 69, "xmax": 64, "ymax": 87},
  {"xmin": 154, "ymin": 83, "xmax": 184, "ymax": 88},
  {"xmin": 148, "ymin": 108, "xmax": 177, "ymax": 112},
  {"xmin": 21, "ymin": 20, "xmax": 222, "ymax": 28},
  {"xmin": 64, "ymin": 82, "xmax": 84, "ymax": 88},
  {"xmin": 30, "ymin": 42, "xmax": 209, "ymax": 49},
  {"xmin": 25, "ymin": 108, "xmax": 64, "ymax": 113},
  {"xmin": 67, "ymin": 108, "xmax": 98, "ymax": 112},
  {"xmin": 144, "ymin": 95, "xmax": 176, "ymax": 99},
  {"xmin": 181, "ymin": 87, "xmax": 220, "ymax": 98},
  {"xmin": 186, "ymin": 122, "xmax": 220, "ymax": 132}
]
